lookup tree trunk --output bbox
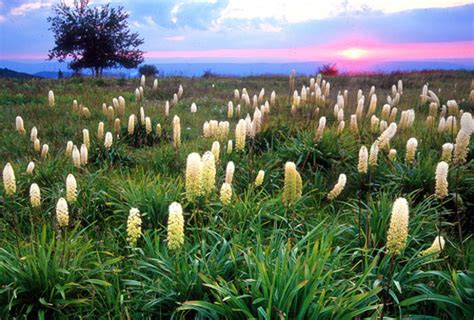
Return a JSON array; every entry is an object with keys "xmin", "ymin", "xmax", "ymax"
[{"xmin": 95, "ymin": 67, "xmax": 100, "ymax": 78}]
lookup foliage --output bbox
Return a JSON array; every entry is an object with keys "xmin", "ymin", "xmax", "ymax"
[{"xmin": 47, "ymin": 0, "xmax": 144, "ymax": 77}]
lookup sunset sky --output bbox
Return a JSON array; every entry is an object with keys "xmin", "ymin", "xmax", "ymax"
[{"xmin": 0, "ymin": 0, "xmax": 473, "ymax": 70}]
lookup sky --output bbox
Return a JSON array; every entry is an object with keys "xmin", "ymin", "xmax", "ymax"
[{"xmin": 0, "ymin": 0, "xmax": 473, "ymax": 71}]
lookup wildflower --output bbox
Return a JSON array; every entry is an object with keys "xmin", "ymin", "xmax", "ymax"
[
  {"xmin": 255, "ymin": 170, "xmax": 265, "ymax": 187},
  {"xmin": 72, "ymin": 145, "xmax": 81, "ymax": 168},
  {"xmin": 128, "ymin": 114, "xmax": 136, "ymax": 135},
  {"xmin": 227, "ymin": 140, "xmax": 233, "ymax": 155},
  {"xmin": 282, "ymin": 162, "xmax": 302, "ymax": 205},
  {"xmin": 30, "ymin": 127, "xmax": 37, "ymax": 142},
  {"xmin": 26, "ymin": 161, "xmax": 35, "ymax": 174},
  {"xmin": 405, "ymin": 138, "xmax": 418, "ymax": 164},
  {"xmin": 66, "ymin": 174, "xmax": 77, "ymax": 203},
  {"xmin": 48, "ymin": 90, "xmax": 55, "ymax": 107},
  {"xmin": 167, "ymin": 202, "xmax": 184, "ymax": 250},
  {"xmin": 446, "ymin": 116, "xmax": 457, "ymax": 133},
  {"xmin": 165, "ymin": 101, "xmax": 170, "ymax": 116},
  {"xmin": 173, "ymin": 115, "xmax": 181, "ymax": 149},
  {"xmin": 104, "ymin": 132, "xmax": 113, "ymax": 149},
  {"xmin": 421, "ymin": 236, "xmax": 445, "ymax": 256},
  {"xmin": 220, "ymin": 183, "xmax": 232, "ymax": 205},
  {"xmin": 145, "ymin": 117, "xmax": 152, "ymax": 135},
  {"xmin": 156, "ymin": 123, "xmax": 162, "ymax": 137},
  {"xmin": 453, "ymin": 131, "xmax": 470, "ymax": 165},
  {"xmin": 56, "ymin": 198, "xmax": 69, "ymax": 227},
  {"xmin": 135, "ymin": 88, "xmax": 140, "ymax": 102},
  {"xmin": 153, "ymin": 79, "xmax": 158, "ymax": 91},
  {"xmin": 118, "ymin": 96, "xmax": 126, "ymax": 115},
  {"xmin": 97, "ymin": 122, "xmax": 104, "ymax": 140},
  {"xmin": 126, "ymin": 208, "xmax": 142, "ymax": 247},
  {"xmin": 358, "ymin": 146, "xmax": 368, "ymax": 174},
  {"xmin": 80, "ymin": 144, "xmax": 88, "ymax": 165},
  {"xmin": 107, "ymin": 106, "xmax": 114, "ymax": 122},
  {"xmin": 349, "ymin": 114, "xmax": 358, "ymax": 133},
  {"xmin": 227, "ymin": 101, "xmax": 234, "ymax": 118},
  {"xmin": 140, "ymin": 107, "xmax": 145, "ymax": 125},
  {"xmin": 235, "ymin": 119, "xmax": 246, "ymax": 152},
  {"xmin": 72, "ymin": 100, "xmax": 78, "ymax": 111},
  {"xmin": 435, "ymin": 161, "xmax": 449, "ymax": 199},
  {"xmin": 140, "ymin": 74, "xmax": 145, "ymax": 87},
  {"xmin": 386, "ymin": 198, "xmax": 409, "ymax": 255},
  {"xmin": 201, "ymin": 151, "xmax": 216, "ymax": 195},
  {"xmin": 315, "ymin": 116, "xmax": 326, "ymax": 141},
  {"xmin": 191, "ymin": 102, "xmax": 197, "ymax": 113},
  {"xmin": 441, "ymin": 143, "xmax": 453, "ymax": 162},
  {"xmin": 83, "ymin": 129, "xmax": 90, "ymax": 148},
  {"xmin": 270, "ymin": 91, "xmax": 276, "ymax": 105},
  {"xmin": 388, "ymin": 149, "xmax": 397, "ymax": 161},
  {"xmin": 114, "ymin": 118, "xmax": 121, "ymax": 136},
  {"xmin": 327, "ymin": 174, "xmax": 347, "ymax": 200},
  {"xmin": 185, "ymin": 153, "xmax": 202, "ymax": 201},
  {"xmin": 30, "ymin": 183, "xmax": 41, "ymax": 208},
  {"xmin": 41, "ymin": 144, "xmax": 49, "ymax": 159},
  {"xmin": 3, "ymin": 163, "xmax": 16, "ymax": 195},
  {"xmin": 337, "ymin": 121, "xmax": 345, "ymax": 133},
  {"xmin": 369, "ymin": 143, "xmax": 379, "ymax": 166},
  {"xmin": 16, "ymin": 116, "xmax": 25, "ymax": 134},
  {"xmin": 212, "ymin": 141, "xmax": 220, "ymax": 162},
  {"xmin": 225, "ymin": 161, "xmax": 235, "ymax": 184},
  {"xmin": 178, "ymin": 84, "xmax": 183, "ymax": 98},
  {"xmin": 438, "ymin": 117, "xmax": 446, "ymax": 133}
]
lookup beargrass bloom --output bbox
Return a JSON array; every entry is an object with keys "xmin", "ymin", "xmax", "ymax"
[
  {"xmin": 15, "ymin": 116, "xmax": 25, "ymax": 134},
  {"xmin": 388, "ymin": 149, "xmax": 397, "ymax": 161},
  {"xmin": 80, "ymin": 144, "xmax": 88, "ymax": 165},
  {"xmin": 128, "ymin": 114, "xmax": 136, "ymax": 135},
  {"xmin": 255, "ymin": 170, "xmax": 265, "ymax": 187},
  {"xmin": 441, "ymin": 143, "xmax": 453, "ymax": 162},
  {"xmin": 327, "ymin": 174, "xmax": 347, "ymax": 200},
  {"xmin": 405, "ymin": 138, "xmax": 418, "ymax": 164},
  {"xmin": 173, "ymin": 115, "xmax": 181, "ymax": 149},
  {"xmin": 282, "ymin": 162, "xmax": 302, "ymax": 204},
  {"xmin": 201, "ymin": 151, "xmax": 216, "ymax": 195},
  {"xmin": 104, "ymin": 132, "xmax": 113, "ymax": 149},
  {"xmin": 212, "ymin": 141, "xmax": 220, "ymax": 162},
  {"xmin": 435, "ymin": 161, "xmax": 449, "ymax": 199},
  {"xmin": 26, "ymin": 161, "xmax": 35, "ymax": 174},
  {"xmin": 220, "ymin": 183, "xmax": 232, "ymax": 205},
  {"xmin": 3, "ymin": 163, "xmax": 16, "ymax": 195},
  {"xmin": 48, "ymin": 90, "xmax": 55, "ymax": 107},
  {"xmin": 227, "ymin": 140, "xmax": 233, "ymax": 154},
  {"xmin": 386, "ymin": 198, "xmax": 409, "ymax": 255},
  {"xmin": 41, "ymin": 144, "xmax": 49, "ymax": 159},
  {"xmin": 145, "ymin": 117, "xmax": 152, "ymax": 135},
  {"xmin": 235, "ymin": 119, "xmax": 246, "ymax": 152},
  {"xmin": 126, "ymin": 208, "xmax": 142, "ymax": 247},
  {"xmin": 56, "ymin": 198, "xmax": 69, "ymax": 227},
  {"xmin": 30, "ymin": 183, "xmax": 41, "ymax": 208},
  {"xmin": 72, "ymin": 145, "xmax": 81, "ymax": 168},
  {"xmin": 358, "ymin": 146, "xmax": 368, "ymax": 174},
  {"xmin": 66, "ymin": 174, "xmax": 77, "ymax": 204},
  {"xmin": 97, "ymin": 122, "xmax": 105, "ymax": 140},
  {"xmin": 167, "ymin": 202, "xmax": 184, "ymax": 250},
  {"xmin": 315, "ymin": 117, "xmax": 326, "ymax": 141},
  {"xmin": 421, "ymin": 236, "xmax": 445, "ymax": 256},
  {"xmin": 369, "ymin": 143, "xmax": 379, "ymax": 167},
  {"xmin": 30, "ymin": 127, "xmax": 38, "ymax": 142},
  {"xmin": 66, "ymin": 141, "xmax": 73, "ymax": 156},
  {"xmin": 185, "ymin": 153, "xmax": 202, "ymax": 201}
]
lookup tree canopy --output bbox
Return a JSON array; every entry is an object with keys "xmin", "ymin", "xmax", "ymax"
[{"xmin": 48, "ymin": 0, "xmax": 144, "ymax": 77}]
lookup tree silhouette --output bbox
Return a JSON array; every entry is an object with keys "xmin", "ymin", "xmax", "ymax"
[{"xmin": 48, "ymin": 0, "xmax": 144, "ymax": 77}]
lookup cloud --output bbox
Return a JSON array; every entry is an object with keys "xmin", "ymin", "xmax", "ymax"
[
  {"xmin": 10, "ymin": 1, "xmax": 52, "ymax": 16},
  {"xmin": 259, "ymin": 23, "xmax": 282, "ymax": 33},
  {"xmin": 0, "ymin": 14, "xmax": 5, "ymax": 23},
  {"xmin": 164, "ymin": 35, "xmax": 185, "ymax": 41}
]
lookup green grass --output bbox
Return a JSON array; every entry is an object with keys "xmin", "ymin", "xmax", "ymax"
[{"xmin": 0, "ymin": 72, "xmax": 473, "ymax": 319}]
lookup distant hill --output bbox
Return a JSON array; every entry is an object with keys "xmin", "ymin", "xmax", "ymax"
[{"xmin": 0, "ymin": 68, "xmax": 41, "ymax": 79}]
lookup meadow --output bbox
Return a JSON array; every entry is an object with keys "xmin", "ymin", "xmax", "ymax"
[{"xmin": 0, "ymin": 70, "xmax": 473, "ymax": 319}]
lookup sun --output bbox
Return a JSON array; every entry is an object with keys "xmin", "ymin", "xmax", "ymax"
[{"xmin": 341, "ymin": 48, "xmax": 367, "ymax": 60}]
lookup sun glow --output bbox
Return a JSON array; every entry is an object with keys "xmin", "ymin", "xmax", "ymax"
[{"xmin": 341, "ymin": 48, "xmax": 367, "ymax": 60}]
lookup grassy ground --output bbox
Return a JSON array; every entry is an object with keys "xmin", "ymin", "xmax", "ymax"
[{"xmin": 0, "ymin": 71, "xmax": 473, "ymax": 319}]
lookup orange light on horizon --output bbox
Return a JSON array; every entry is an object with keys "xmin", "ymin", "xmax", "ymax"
[{"xmin": 340, "ymin": 48, "xmax": 368, "ymax": 60}]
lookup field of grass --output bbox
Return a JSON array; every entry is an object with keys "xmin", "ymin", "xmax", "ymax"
[{"xmin": 0, "ymin": 71, "xmax": 473, "ymax": 319}]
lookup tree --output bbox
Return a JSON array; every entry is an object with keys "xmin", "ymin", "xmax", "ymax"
[
  {"xmin": 318, "ymin": 63, "xmax": 338, "ymax": 76},
  {"xmin": 48, "ymin": 0, "xmax": 144, "ymax": 77},
  {"xmin": 138, "ymin": 64, "xmax": 158, "ymax": 77}
]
